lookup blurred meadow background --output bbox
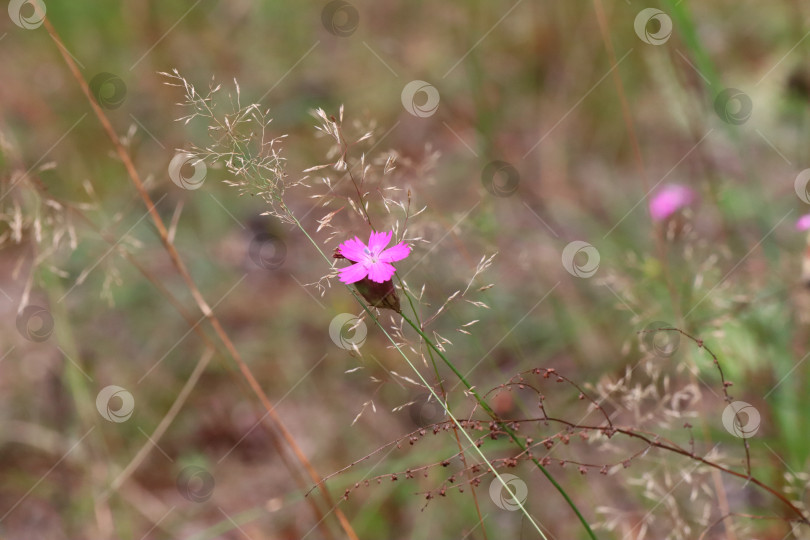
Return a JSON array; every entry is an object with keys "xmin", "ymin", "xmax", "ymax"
[{"xmin": 3, "ymin": 1, "xmax": 810, "ymax": 539}]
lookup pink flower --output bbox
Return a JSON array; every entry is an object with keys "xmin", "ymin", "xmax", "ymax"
[
  {"xmin": 797, "ymin": 214, "xmax": 810, "ymax": 231},
  {"xmin": 337, "ymin": 230, "xmax": 411, "ymax": 284},
  {"xmin": 649, "ymin": 184, "xmax": 697, "ymax": 222}
]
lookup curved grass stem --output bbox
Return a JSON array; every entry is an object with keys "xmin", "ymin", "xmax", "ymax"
[
  {"xmin": 285, "ymin": 208, "xmax": 593, "ymax": 539},
  {"xmin": 397, "ymin": 312, "xmax": 597, "ymax": 540}
]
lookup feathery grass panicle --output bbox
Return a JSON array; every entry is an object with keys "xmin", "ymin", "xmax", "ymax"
[
  {"xmin": 161, "ymin": 69, "xmax": 296, "ymax": 223},
  {"xmin": 161, "ymin": 71, "xmax": 810, "ymax": 540},
  {"xmin": 165, "ymin": 73, "xmax": 573, "ymax": 539}
]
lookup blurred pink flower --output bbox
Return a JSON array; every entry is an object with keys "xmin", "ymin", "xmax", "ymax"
[
  {"xmin": 337, "ymin": 230, "xmax": 411, "ymax": 284},
  {"xmin": 796, "ymin": 214, "xmax": 810, "ymax": 231},
  {"xmin": 649, "ymin": 184, "xmax": 697, "ymax": 221}
]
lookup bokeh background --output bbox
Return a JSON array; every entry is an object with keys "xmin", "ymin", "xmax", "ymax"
[{"xmin": 2, "ymin": 1, "xmax": 810, "ymax": 539}]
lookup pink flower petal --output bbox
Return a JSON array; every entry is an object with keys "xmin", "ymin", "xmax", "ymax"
[
  {"xmin": 366, "ymin": 261, "xmax": 396, "ymax": 283},
  {"xmin": 338, "ymin": 262, "xmax": 370, "ymax": 284},
  {"xmin": 336, "ymin": 230, "xmax": 410, "ymax": 285},
  {"xmin": 797, "ymin": 214, "xmax": 810, "ymax": 231},
  {"xmin": 379, "ymin": 242, "xmax": 411, "ymax": 263},
  {"xmin": 367, "ymin": 230, "xmax": 393, "ymax": 255},
  {"xmin": 337, "ymin": 236, "xmax": 368, "ymax": 262},
  {"xmin": 649, "ymin": 184, "xmax": 696, "ymax": 222}
]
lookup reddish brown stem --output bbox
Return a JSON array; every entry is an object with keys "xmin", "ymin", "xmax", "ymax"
[{"xmin": 38, "ymin": 13, "xmax": 356, "ymax": 540}]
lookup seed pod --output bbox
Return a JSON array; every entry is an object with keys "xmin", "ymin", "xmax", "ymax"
[{"xmin": 353, "ymin": 277, "xmax": 401, "ymax": 313}]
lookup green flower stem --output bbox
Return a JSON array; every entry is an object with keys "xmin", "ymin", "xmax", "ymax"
[
  {"xmin": 278, "ymin": 208, "xmax": 550, "ymax": 537},
  {"xmin": 398, "ymin": 312, "xmax": 597, "ymax": 540},
  {"xmin": 349, "ymin": 294, "xmax": 550, "ymax": 540},
  {"xmin": 211, "ymin": 132, "xmax": 593, "ymax": 537},
  {"xmin": 282, "ymin": 175, "xmax": 594, "ymax": 537},
  {"xmin": 394, "ymin": 274, "xmax": 446, "ymax": 399},
  {"xmin": 394, "ymin": 277, "xmax": 493, "ymax": 540}
]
